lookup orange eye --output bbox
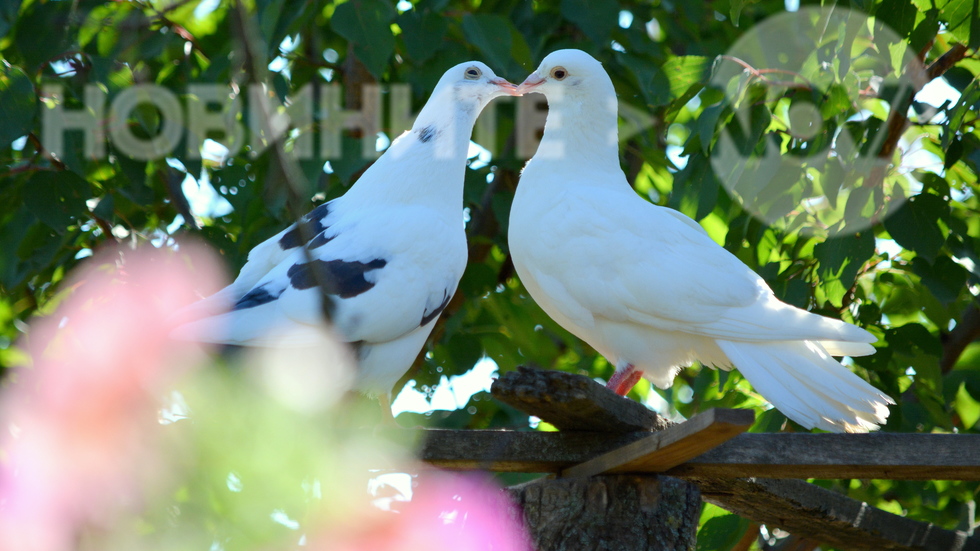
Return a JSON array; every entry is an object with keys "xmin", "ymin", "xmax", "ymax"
[{"xmin": 550, "ymin": 67, "xmax": 568, "ymax": 80}]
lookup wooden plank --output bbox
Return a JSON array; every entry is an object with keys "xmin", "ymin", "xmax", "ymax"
[
  {"xmin": 561, "ymin": 408, "xmax": 754, "ymax": 478},
  {"xmin": 419, "ymin": 430, "xmax": 980, "ymax": 480},
  {"xmin": 419, "ymin": 431, "xmax": 980, "ymax": 550},
  {"xmin": 694, "ymin": 477, "xmax": 980, "ymax": 551},
  {"xmin": 419, "ymin": 429, "xmax": 648, "ymax": 472},
  {"xmin": 669, "ymin": 432, "xmax": 980, "ymax": 480},
  {"xmin": 490, "ymin": 365, "xmax": 671, "ymax": 432}
]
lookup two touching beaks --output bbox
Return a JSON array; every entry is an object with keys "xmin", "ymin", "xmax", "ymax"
[{"xmin": 485, "ymin": 52, "xmax": 577, "ymax": 97}]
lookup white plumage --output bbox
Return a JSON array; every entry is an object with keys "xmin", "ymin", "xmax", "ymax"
[
  {"xmin": 509, "ymin": 50, "xmax": 893, "ymax": 432},
  {"xmin": 173, "ymin": 62, "xmax": 516, "ymax": 397}
]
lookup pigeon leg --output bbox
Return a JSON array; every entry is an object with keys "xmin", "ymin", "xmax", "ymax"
[{"xmin": 606, "ymin": 362, "xmax": 643, "ymax": 396}]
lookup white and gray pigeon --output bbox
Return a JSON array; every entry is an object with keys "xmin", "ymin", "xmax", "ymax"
[
  {"xmin": 508, "ymin": 49, "xmax": 893, "ymax": 432},
  {"xmin": 173, "ymin": 62, "xmax": 517, "ymax": 398}
]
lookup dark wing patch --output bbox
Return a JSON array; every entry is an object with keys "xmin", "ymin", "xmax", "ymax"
[
  {"xmin": 309, "ymin": 231, "xmax": 335, "ymax": 249},
  {"xmin": 278, "ymin": 202, "xmax": 332, "ymax": 250},
  {"xmin": 287, "ymin": 258, "xmax": 387, "ymax": 299},
  {"xmin": 234, "ymin": 284, "xmax": 283, "ymax": 310},
  {"xmin": 420, "ymin": 290, "xmax": 452, "ymax": 326},
  {"xmin": 418, "ymin": 125, "xmax": 437, "ymax": 143}
]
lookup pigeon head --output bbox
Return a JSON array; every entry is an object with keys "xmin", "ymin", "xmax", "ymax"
[
  {"xmin": 517, "ymin": 49, "xmax": 615, "ymax": 101},
  {"xmin": 409, "ymin": 62, "xmax": 517, "ymax": 155},
  {"xmin": 516, "ymin": 50, "xmax": 620, "ymax": 167},
  {"xmin": 430, "ymin": 61, "xmax": 519, "ymax": 113}
]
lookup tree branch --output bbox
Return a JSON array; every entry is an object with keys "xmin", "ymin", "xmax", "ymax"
[
  {"xmin": 866, "ymin": 43, "xmax": 971, "ymax": 192},
  {"xmin": 926, "ymin": 43, "xmax": 970, "ymax": 82},
  {"xmin": 941, "ymin": 303, "xmax": 980, "ymax": 373}
]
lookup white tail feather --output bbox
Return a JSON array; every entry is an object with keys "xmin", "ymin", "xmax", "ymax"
[
  {"xmin": 820, "ymin": 340, "xmax": 876, "ymax": 357},
  {"xmin": 716, "ymin": 339, "xmax": 893, "ymax": 433}
]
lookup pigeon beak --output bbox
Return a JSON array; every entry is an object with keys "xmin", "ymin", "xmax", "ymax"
[
  {"xmin": 517, "ymin": 72, "xmax": 546, "ymax": 94},
  {"xmin": 491, "ymin": 78, "xmax": 521, "ymax": 96}
]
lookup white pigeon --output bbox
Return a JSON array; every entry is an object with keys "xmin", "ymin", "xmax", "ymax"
[
  {"xmin": 173, "ymin": 62, "xmax": 517, "ymax": 399},
  {"xmin": 509, "ymin": 49, "xmax": 893, "ymax": 432}
]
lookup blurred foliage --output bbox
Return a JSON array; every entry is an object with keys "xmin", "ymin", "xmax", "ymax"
[{"xmin": 1, "ymin": 0, "xmax": 979, "ymax": 547}]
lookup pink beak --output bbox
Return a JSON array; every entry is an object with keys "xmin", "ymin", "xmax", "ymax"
[
  {"xmin": 517, "ymin": 72, "xmax": 546, "ymax": 94},
  {"xmin": 491, "ymin": 78, "xmax": 521, "ymax": 96}
]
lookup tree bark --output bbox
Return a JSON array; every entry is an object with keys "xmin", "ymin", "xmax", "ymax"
[{"xmin": 508, "ymin": 475, "xmax": 700, "ymax": 551}]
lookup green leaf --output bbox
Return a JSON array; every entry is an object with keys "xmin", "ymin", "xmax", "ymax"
[
  {"xmin": 398, "ymin": 9, "xmax": 448, "ymax": 64},
  {"xmin": 0, "ymin": 209, "xmax": 36, "ymax": 288},
  {"xmin": 0, "ymin": 63, "xmax": 36, "ymax": 147},
  {"xmin": 749, "ymin": 407, "xmax": 787, "ymax": 433},
  {"xmin": 944, "ymin": 76, "xmax": 980, "ymax": 150},
  {"xmin": 461, "ymin": 14, "xmax": 530, "ymax": 77},
  {"xmin": 13, "ymin": 1, "xmax": 73, "ymax": 71},
  {"xmin": 23, "ymin": 172, "xmax": 93, "ymax": 232},
  {"xmin": 932, "ymin": 0, "xmax": 980, "ymax": 49},
  {"xmin": 559, "ymin": 0, "xmax": 618, "ymax": 45},
  {"xmin": 618, "ymin": 53, "xmax": 672, "ymax": 106},
  {"xmin": 331, "ymin": 0, "xmax": 396, "ymax": 79},
  {"xmin": 0, "ymin": 0, "xmax": 21, "ymax": 40},
  {"xmin": 889, "ymin": 323, "xmax": 944, "ymax": 356},
  {"xmin": 954, "ymin": 382, "xmax": 980, "ymax": 429},
  {"xmin": 911, "ymin": 256, "xmax": 969, "ymax": 304},
  {"xmin": 909, "ymin": 8, "xmax": 941, "ymax": 52},
  {"xmin": 662, "ymin": 56, "xmax": 711, "ymax": 101},
  {"xmin": 814, "ymin": 230, "xmax": 875, "ymax": 306},
  {"xmin": 698, "ymin": 104, "xmax": 726, "ymax": 153},
  {"xmin": 877, "ymin": 0, "xmax": 919, "ymax": 37},
  {"xmin": 945, "ymin": 135, "xmax": 965, "ymax": 169},
  {"xmin": 670, "ymin": 153, "xmax": 719, "ymax": 221},
  {"xmin": 730, "ymin": 0, "xmax": 758, "ymax": 27},
  {"xmin": 884, "ymin": 193, "xmax": 949, "ymax": 260},
  {"xmin": 697, "ymin": 513, "xmax": 750, "ymax": 551},
  {"xmin": 821, "ymin": 83, "xmax": 852, "ymax": 120}
]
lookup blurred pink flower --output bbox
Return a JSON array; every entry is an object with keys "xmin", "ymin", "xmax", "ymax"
[
  {"xmin": 324, "ymin": 472, "xmax": 531, "ymax": 551},
  {"xmin": 0, "ymin": 243, "xmax": 225, "ymax": 551}
]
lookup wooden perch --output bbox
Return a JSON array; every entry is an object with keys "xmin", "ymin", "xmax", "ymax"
[
  {"xmin": 491, "ymin": 366, "xmax": 671, "ymax": 432},
  {"xmin": 668, "ymin": 432, "xmax": 980, "ymax": 480},
  {"xmin": 420, "ymin": 430, "xmax": 980, "ymax": 479},
  {"xmin": 562, "ymin": 408, "xmax": 754, "ymax": 478},
  {"xmin": 476, "ymin": 367, "xmax": 980, "ymax": 551}
]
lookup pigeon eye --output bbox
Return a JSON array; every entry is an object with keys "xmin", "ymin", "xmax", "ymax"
[
  {"xmin": 465, "ymin": 66, "xmax": 482, "ymax": 80},
  {"xmin": 551, "ymin": 67, "xmax": 568, "ymax": 80}
]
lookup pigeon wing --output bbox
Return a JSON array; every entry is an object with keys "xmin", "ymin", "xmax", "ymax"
[
  {"xmin": 530, "ymin": 188, "xmax": 874, "ymax": 347},
  {"xmin": 173, "ymin": 202, "xmax": 465, "ymax": 347}
]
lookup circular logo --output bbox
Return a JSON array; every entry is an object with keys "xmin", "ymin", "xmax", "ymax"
[{"xmin": 707, "ymin": 7, "xmax": 932, "ymax": 235}]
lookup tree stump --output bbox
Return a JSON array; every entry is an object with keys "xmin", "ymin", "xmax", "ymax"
[
  {"xmin": 492, "ymin": 366, "xmax": 701, "ymax": 550},
  {"xmin": 508, "ymin": 475, "xmax": 700, "ymax": 551}
]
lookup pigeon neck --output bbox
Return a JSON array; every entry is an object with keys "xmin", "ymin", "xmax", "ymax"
[
  {"xmin": 410, "ymin": 95, "xmax": 479, "ymax": 161},
  {"xmin": 346, "ymin": 93, "xmax": 476, "ymax": 210},
  {"xmin": 538, "ymin": 88, "xmax": 621, "ymax": 171}
]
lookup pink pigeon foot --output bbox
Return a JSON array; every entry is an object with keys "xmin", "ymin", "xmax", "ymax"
[{"xmin": 606, "ymin": 364, "xmax": 643, "ymax": 396}]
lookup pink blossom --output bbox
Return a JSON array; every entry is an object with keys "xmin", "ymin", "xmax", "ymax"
[
  {"xmin": 324, "ymin": 472, "xmax": 531, "ymax": 551},
  {"xmin": 0, "ymin": 244, "xmax": 224, "ymax": 551}
]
